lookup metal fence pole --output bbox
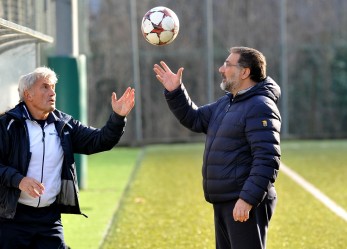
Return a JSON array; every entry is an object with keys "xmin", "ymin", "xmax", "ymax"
[
  {"xmin": 280, "ymin": 0, "xmax": 289, "ymax": 137},
  {"xmin": 130, "ymin": 0, "xmax": 143, "ymax": 145}
]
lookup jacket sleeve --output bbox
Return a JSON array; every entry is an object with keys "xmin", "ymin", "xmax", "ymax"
[
  {"xmin": 239, "ymin": 97, "xmax": 281, "ymax": 207},
  {"xmin": 69, "ymin": 112, "xmax": 126, "ymax": 155},
  {"xmin": 164, "ymin": 84, "xmax": 214, "ymax": 134},
  {"xmin": 0, "ymin": 163, "xmax": 24, "ymax": 188},
  {"xmin": 0, "ymin": 119, "xmax": 24, "ymax": 188}
]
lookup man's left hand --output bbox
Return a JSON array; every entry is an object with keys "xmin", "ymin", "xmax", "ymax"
[{"xmin": 233, "ymin": 198, "xmax": 252, "ymax": 222}]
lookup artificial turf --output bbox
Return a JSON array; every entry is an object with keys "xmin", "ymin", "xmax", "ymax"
[{"xmin": 63, "ymin": 141, "xmax": 347, "ymax": 249}]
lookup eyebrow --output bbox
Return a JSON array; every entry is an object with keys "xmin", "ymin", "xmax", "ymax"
[
  {"xmin": 41, "ymin": 82, "xmax": 55, "ymax": 88},
  {"xmin": 41, "ymin": 81, "xmax": 55, "ymax": 85}
]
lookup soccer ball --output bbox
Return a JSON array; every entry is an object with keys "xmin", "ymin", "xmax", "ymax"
[{"xmin": 141, "ymin": 6, "xmax": 179, "ymax": 46}]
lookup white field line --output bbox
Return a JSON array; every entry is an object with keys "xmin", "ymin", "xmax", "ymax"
[{"xmin": 280, "ymin": 163, "xmax": 347, "ymax": 222}]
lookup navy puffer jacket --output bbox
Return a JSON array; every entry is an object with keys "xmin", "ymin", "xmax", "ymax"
[{"xmin": 164, "ymin": 76, "xmax": 281, "ymax": 207}]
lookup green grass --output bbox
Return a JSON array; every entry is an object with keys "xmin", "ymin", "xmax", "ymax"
[
  {"xmin": 267, "ymin": 140, "xmax": 347, "ymax": 249},
  {"xmin": 62, "ymin": 148, "xmax": 140, "ymax": 249},
  {"xmin": 63, "ymin": 141, "xmax": 347, "ymax": 249},
  {"xmin": 101, "ymin": 144, "xmax": 215, "ymax": 249},
  {"xmin": 101, "ymin": 141, "xmax": 347, "ymax": 249},
  {"xmin": 268, "ymin": 169, "xmax": 347, "ymax": 249},
  {"xmin": 280, "ymin": 140, "xmax": 347, "ymax": 209}
]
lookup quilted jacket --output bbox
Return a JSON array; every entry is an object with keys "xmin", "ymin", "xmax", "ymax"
[{"xmin": 164, "ymin": 76, "xmax": 281, "ymax": 207}]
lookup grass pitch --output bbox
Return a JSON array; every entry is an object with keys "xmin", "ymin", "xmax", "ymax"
[
  {"xmin": 63, "ymin": 141, "xmax": 347, "ymax": 249},
  {"xmin": 101, "ymin": 144, "xmax": 214, "ymax": 249},
  {"xmin": 280, "ymin": 140, "xmax": 347, "ymax": 209},
  {"xmin": 62, "ymin": 148, "xmax": 140, "ymax": 249}
]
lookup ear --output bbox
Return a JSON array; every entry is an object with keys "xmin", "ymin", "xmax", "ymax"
[
  {"xmin": 24, "ymin": 90, "xmax": 33, "ymax": 101},
  {"xmin": 241, "ymin": 68, "xmax": 251, "ymax": 80}
]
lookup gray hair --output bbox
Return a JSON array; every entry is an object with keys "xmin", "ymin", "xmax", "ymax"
[{"xmin": 18, "ymin": 67, "xmax": 58, "ymax": 101}]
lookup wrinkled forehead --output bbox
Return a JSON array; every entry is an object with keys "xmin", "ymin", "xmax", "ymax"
[{"xmin": 34, "ymin": 76, "xmax": 56, "ymax": 86}]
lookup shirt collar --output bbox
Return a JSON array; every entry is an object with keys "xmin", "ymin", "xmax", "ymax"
[{"xmin": 236, "ymin": 85, "xmax": 255, "ymax": 96}]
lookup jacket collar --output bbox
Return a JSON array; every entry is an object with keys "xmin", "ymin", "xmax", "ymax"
[
  {"xmin": 21, "ymin": 103, "xmax": 57, "ymax": 125},
  {"xmin": 227, "ymin": 76, "xmax": 281, "ymax": 104},
  {"xmin": 7, "ymin": 102, "xmax": 71, "ymax": 124}
]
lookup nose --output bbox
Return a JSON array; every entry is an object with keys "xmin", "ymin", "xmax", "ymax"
[
  {"xmin": 219, "ymin": 65, "xmax": 224, "ymax": 73},
  {"xmin": 50, "ymin": 88, "xmax": 56, "ymax": 96}
]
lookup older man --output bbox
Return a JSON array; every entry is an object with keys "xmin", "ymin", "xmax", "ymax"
[{"xmin": 0, "ymin": 67, "xmax": 135, "ymax": 248}]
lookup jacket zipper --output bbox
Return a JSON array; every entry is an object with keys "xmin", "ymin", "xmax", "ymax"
[{"xmin": 37, "ymin": 126, "xmax": 45, "ymax": 207}]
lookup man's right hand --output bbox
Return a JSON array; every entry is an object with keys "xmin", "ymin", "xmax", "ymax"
[
  {"xmin": 153, "ymin": 61, "xmax": 184, "ymax": 92},
  {"xmin": 19, "ymin": 177, "xmax": 45, "ymax": 198}
]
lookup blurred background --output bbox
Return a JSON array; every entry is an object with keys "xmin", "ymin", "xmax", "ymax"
[{"xmin": 1, "ymin": 0, "xmax": 347, "ymax": 145}]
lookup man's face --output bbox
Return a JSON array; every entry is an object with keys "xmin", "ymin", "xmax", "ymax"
[
  {"xmin": 25, "ymin": 77, "xmax": 56, "ymax": 117},
  {"xmin": 219, "ymin": 53, "xmax": 242, "ymax": 93}
]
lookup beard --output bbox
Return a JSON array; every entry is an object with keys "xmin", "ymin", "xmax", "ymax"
[
  {"xmin": 220, "ymin": 79, "xmax": 232, "ymax": 92},
  {"xmin": 220, "ymin": 81, "xmax": 227, "ymax": 91},
  {"xmin": 220, "ymin": 78, "xmax": 240, "ymax": 93}
]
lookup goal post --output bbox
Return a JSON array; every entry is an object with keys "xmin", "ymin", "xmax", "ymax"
[{"xmin": 0, "ymin": 18, "xmax": 54, "ymax": 113}]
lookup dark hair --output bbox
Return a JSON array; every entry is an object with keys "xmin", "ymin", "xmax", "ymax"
[{"xmin": 229, "ymin": 46, "xmax": 267, "ymax": 82}]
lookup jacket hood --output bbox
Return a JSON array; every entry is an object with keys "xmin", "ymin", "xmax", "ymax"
[{"xmin": 235, "ymin": 76, "xmax": 281, "ymax": 104}]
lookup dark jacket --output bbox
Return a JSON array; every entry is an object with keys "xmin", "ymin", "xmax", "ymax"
[
  {"xmin": 0, "ymin": 102, "xmax": 126, "ymax": 219},
  {"xmin": 164, "ymin": 76, "xmax": 281, "ymax": 207}
]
